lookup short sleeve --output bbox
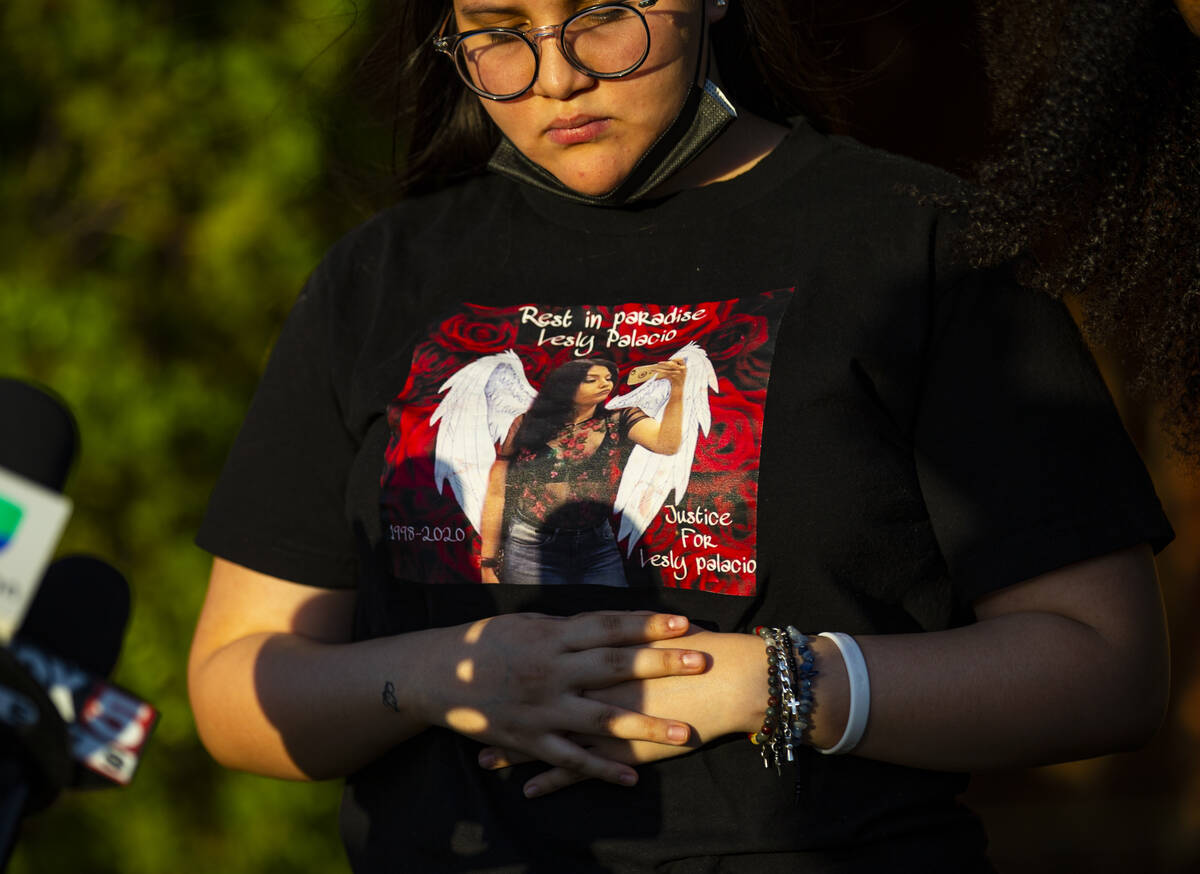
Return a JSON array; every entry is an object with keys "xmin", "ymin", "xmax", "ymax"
[
  {"xmin": 618, "ymin": 406, "xmax": 649, "ymax": 436},
  {"xmin": 196, "ymin": 269, "xmax": 360, "ymax": 589},
  {"xmin": 913, "ymin": 266, "xmax": 1173, "ymax": 605}
]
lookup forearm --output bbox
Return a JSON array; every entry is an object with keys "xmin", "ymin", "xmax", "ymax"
[
  {"xmin": 655, "ymin": 394, "xmax": 684, "ymax": 454},
  {"xmin": 190, "ymin": 627, "xmax": 445, "ymax": 781},
  {"xmin": 191, "ymin": 567, "xmax": 706, "ymax": 791},
  {"xmin": 631, "ymin": 394, "xmax": 684, "ymax": 455},
  {"xmin": 739, "ymin": 546, "xmax": 1165, "ymax": 771},
  {"xmin": 501, "ymin": 552, "xmax": 1167, "ymax": 796},
  {"xmin": 805, "ymin": 611, "xmax": 1167, "ymax": 772},
  {"xmin": 480, "ymin": 460, "xmax": 509, "ymax": 559},
  {"xmin": 633, "ymin": 608, "xmax": 1164, "ymax": 773},
  {"xmin": 810, "ymin": 547, "xmax": 1169, "ymax": 770}
]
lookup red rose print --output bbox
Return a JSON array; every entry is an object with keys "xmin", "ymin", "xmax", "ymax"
[
  {"xmin": 705, "ymin": 314, "xmax": 769, "ymax": 363},
  {"xmin": 734, "ymin": 354, "xmax": 772, "ymax": 393},
  {"xmin": 437, "ymin": 312, "xmax": 518, "ymax": 354},
  {"xmin": 694, "ymin": 385, "xmax": 763, "ymax": 474},
  {"xmin": 518, "ymin": 345, "xmax": 555, "ymax": 382},
  {"xmin": 381, "ymin": 290, "xmax": 793, "ymax": 595},
  {"xmin": 403, "ymin": 342, "xmax": 462, "ymax": 400}
]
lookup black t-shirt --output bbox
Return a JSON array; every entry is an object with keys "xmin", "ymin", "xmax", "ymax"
[{"xmin": 198, "ymin": 120, "xmax": 1173, "ymax": 873}]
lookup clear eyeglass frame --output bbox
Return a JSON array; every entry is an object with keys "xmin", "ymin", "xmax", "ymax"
[{"xmin": 432, "ymin": 0, "xmax": 660, "ymax": 101}]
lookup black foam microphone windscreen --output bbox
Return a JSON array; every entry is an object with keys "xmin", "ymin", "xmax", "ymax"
[
  {"xmin": 16, "ymin": 557, "xmax": 131, "ymax": 679},
  {"xmin": 0, "ymin": 378, "xmax": 78, "ymax": 492}
]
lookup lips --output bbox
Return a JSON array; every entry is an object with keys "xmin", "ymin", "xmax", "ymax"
[{"xmin": 545, "ymin": 116, "xmax": 611, "ymax": 146}]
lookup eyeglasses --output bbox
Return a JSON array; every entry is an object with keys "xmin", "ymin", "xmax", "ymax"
[{"xmin": 432, "ymin": 1, "xmax": 659, "ymax": 101}]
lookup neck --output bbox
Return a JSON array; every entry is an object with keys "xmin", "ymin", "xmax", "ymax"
[{"xmin": 651, "ymin": 109, "xmax": 788, "ymax": 196}]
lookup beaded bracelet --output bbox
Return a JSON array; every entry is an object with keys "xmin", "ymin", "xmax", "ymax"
[
  {"xmin": 787, "ymin": 626, "xmax": 818, "ymax": 742},
  {"xmin": 750, "ymin": 627, "xmax": 818, "ymax": 772}
]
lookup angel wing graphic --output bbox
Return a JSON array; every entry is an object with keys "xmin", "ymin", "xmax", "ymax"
[
  {"xmin": 431, "ymin": 343, "xmax": 718, "ymax": 553},
  {"xmin": 607, "ymin": 342, "xmax": 718, "ymax": 555},
  {"xmin": 430, "ymin": 350, "xmax": 537, "ymax": 534}
]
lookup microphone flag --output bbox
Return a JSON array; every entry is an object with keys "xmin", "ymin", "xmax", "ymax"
[{"xmin": 0, "ymin": 467, "xmax": 72, "ymax": 644}]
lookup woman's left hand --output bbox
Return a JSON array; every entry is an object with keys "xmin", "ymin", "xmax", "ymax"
[{"xmin": 477, "ymin": 630, "xmax": 767, "ymax": 797}]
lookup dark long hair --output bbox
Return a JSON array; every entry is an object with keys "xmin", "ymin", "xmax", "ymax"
[
  {"xmin": 350, "ymin": 0, "xmax": 837, "ymax": 197},
  {"xmin": 962, "ymin": 0, "xmax": 1200, "ymax": 457},
  {"xmin": 513, "ymin": 359, "xmax": 620, "ymax": 453}
]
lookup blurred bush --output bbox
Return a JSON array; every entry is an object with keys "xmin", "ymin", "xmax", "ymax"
[
  {"xmin": 3, "ymin": 1, "xmax": 1198, "ymax": 872},
  {"xmin": 1, "ymin": 1, "xmax": 386, "ymax": 870}
]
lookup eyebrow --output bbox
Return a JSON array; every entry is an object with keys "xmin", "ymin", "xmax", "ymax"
[
  {"xmin": 457, "ymin": 3, "xmax": 527, "ymax": 16},
  {"xmin": 457, "ymin": 1, "xmax": 593, "ymax": 17}
]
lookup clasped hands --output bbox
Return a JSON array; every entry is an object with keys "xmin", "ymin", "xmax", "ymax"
[{"xmin": 423, "ymin": 611, "xmax": 765, "ymax": 798}]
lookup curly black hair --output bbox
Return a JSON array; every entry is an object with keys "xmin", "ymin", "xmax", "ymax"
[{"xmin": 963, "ymin": 0, "xmax": 1200, "ymax": 457}]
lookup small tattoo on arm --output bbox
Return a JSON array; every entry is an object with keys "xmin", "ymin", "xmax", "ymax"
[{"xmin": 382, "ymin": 681, "xmax": 400, "ymax": 712}]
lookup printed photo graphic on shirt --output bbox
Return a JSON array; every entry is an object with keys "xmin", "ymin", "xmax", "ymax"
[{"xmin": 380, "ymin": 291, "xmax": 793, "ymax": 595}]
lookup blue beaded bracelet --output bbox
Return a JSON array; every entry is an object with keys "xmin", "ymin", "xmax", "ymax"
[{"xmin": 787, "ymin": 626, "xmax": 819, "ymax": 742}]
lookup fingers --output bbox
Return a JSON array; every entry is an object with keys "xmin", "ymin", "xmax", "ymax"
[
  {"xmin": 482, "ymin": 736, "xmax": 634, "ymax": 798},
  {"xmin": 559, "ymin": 611, "xmax": 690, "ymax": 651},
  {"xmin": 568, "ymin": 645, "xmax": 707, "ymax": 688},
  {"xmin": 511, "ymin": 737, "xmax": 649, "ymax": 798},
  {"xmin": 477, "ymin": 701, "xmax": 692, "ymax": 772},
  {"xmin": 523, "ymin": 767, "xmax": 587, "ymax": 798},
  {"xmin": 560, "ymin": 699, "xmax": 692, "ymax": 748},
  {"xmin": 477, "ymin": 747, "xmax": 533, "ymax": 770},
  {"xmin": 524, "ymin": 732, "xmax": 639, "ymax": 793}
]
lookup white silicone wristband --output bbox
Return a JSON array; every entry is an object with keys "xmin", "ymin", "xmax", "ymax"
[{"xmin": 817, "ymin": 632, "xmax": 870, "ymax": 755}]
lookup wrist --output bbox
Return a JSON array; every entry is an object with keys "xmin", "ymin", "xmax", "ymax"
[
  {"xmin": 408, "ymin": 622, "xmax": 478, "ymax": 731},
  {"xmin": 732, "ymin": 632, "xmax": 773, "ymax": 735},
  {"xmin": 806, "ymin": 634, "xmax": 850, "ymax": 751}
]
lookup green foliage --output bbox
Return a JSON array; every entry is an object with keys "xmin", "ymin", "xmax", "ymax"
[{"xmin": 1, "ymin": 1, "xmax": 386, "ymax": 870}]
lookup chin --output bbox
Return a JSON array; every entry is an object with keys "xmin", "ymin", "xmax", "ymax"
[
  {"xmin": 543, "ymin": 152, "xmax": 637, "ymax": 198},
  {"xmin": 550, "ymin": 169, "xmax": 627, "ymax": 197}
]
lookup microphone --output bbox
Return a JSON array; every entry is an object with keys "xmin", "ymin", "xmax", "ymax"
[
  {"xmin": 0, "ymin": 645, "xmax": 70, "ymax": 814},
  {"xmin": 0, "ymin": 380, "xmax": 156, "ymax": 867},
  {"xmin": 0, "ymin": 379, "xmax": 76, "ymax": 493},
  {"xmin": 9, "ymin": 556, "xmax": 156, "ymax": 790},
  {"xmin": 17, "ymin": 556, "xmax": 130, "ymax": 678},
  {"xmin": 0, "ymin": 379, "xmax": 77, "ymax": 643},
  {"xmin": 1, "ymin": 556, "xmax": 159, "ymax": 872},
  {"xmin": 1, "ymin": 381, "xmax": 78, "ymax": 862}
]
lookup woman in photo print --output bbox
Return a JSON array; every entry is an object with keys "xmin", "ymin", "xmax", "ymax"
[
  {"xmin": 479, "ymin": 357, "xmax": 686, "ymax": 586},
  {"xmin": 189, "ymin": 1, "xmax": 1174, "ymax": 872}
]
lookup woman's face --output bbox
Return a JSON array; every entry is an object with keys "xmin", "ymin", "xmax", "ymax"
[
  {"xmin": 573, "ymin": 365, "xmax": 615, "ymax": 406},
  {"xmin": 452, "ymin": 0, "xmax": 718, "ymax": 195}
]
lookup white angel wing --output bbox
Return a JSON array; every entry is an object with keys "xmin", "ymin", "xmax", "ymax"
[
  {"xmin": 608, "ymin": 342, "xmax": 719, "ymax": 556},
  {"xmin": 430, "ymin": 350, "xmax": 536, "ymax": 534}
]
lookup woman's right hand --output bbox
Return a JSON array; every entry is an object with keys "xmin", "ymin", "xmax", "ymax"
[
  {"xmin": 190, "ymin": 560, "xmax": 705, "ymax": 785},
  {"xmin": 417, "ymin": 611, "xmax": 705, "ymax": 789}
]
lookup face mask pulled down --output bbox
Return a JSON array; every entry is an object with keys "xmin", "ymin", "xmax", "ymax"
[{"xmin": 488, "ymin": 79, "xmax": 737, "ymax": 207}]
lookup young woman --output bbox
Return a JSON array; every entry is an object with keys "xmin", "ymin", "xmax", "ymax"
[
  {"xmin": 189, "ymin": 2, "xmax": 1173, "ymax": 871},
  {"xmin": 472, "ymin": 357, "xmax": 687, "ymax": 586}
]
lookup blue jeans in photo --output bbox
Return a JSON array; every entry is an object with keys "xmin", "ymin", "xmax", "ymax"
[{"xmin": 501, "ymin": 517, "xmax": 628, "ymax": 586}]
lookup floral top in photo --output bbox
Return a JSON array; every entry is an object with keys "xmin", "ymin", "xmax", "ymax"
[{"xmin": 506, "ymin": 407, "xmax": 648, "ymax": 530}]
